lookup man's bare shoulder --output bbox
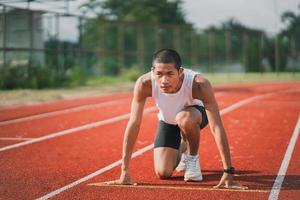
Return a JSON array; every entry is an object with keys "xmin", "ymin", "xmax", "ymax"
[
  {"xmin": 135, "ymin": 72, "xmax": 152, "ymax": 97},
  {"xmin": 192, "ymin": 74, "xmax": 214, "ymax": 101},
  {"xmin": 193, "ymin": 74, "xmax": 212, "ymax": 90}
]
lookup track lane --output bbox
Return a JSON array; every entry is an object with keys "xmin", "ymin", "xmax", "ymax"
[
  {"xmin": 0, "ymin": 90, "xmax": 247, "ymax": 199},
  {"xmin": 0, "ymin": 92, "xmax": 245, "ymax": 149},
  {"xmin": 0, "ymin": 82, "xmax": 299, "ymax": 200},
  {"xmin": 50, "ymin": 86, "xmax": 300, "ymax": 200},
  {"xmin": 276, "ymin": 117, "xmax": 300, "ymax": 200},
  {"xmin": 0, "ymin": 98, "xmax": 133, "ymax": 139},
  {"xmin": 0, "ymin": 112, "xmax": 159, "ymax": 199},
  {"xmin": 0, "ymin": 93, "xmax": 132, "ymax": 122}
]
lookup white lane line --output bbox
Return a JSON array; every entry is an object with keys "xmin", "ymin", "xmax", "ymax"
[
  {"xmin": 220, "ymin": 88, "xmax": 300, "ymax": 115},
  {"xmin": 37, "ymin": 91, "xmax": 285, "ymax": 200},
  {"xmin": 0, "ymin": 106, "xmax": 157, "ymax": 152},
  {"xmin": 1, "ymin": 92, "xmax": 225, "ymax": 127},
  {"xmin": 1, "ymin": 89, "xmax": 297, "ymax": 153},
  {"xmin": 220, "ymin": 93, "xmax": 274, "ymax": 115},
  {"xmin": 0, "ymin": 91, "xmax": 267, "ymax": 153},
  {"xmin": 0, "ymin": 137, "xmax": 34, "ymax": 141},
  {"xmin": 268, "ymin": 117, "xmax": 300, "ymax": 200},
  {"xmin": 0, "ymin": 98, "xmax": 131, "ymax": 126},
  {"xmin": 36, "ymin": 144, "xmax": 154, "ymax": 200}
]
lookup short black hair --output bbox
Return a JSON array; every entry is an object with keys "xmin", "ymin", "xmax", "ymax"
[{"xmin": 152, "ymin": 49, "xmax": 182, "ymax": 69}]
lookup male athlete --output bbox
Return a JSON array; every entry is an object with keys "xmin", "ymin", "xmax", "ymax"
[{"xmin": 106, "ymin": 49, "xmax": 246, "ymax": 189}]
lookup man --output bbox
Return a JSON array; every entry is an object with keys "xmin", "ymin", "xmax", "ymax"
[{"xmin": 106, "ymin": 49, "xmax": 246, "ymax": 189}]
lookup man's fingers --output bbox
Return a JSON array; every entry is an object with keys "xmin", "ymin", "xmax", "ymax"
[
  {"xmin": 225, "ymin": 185, "xmax": 248, "ymax": 190},
  {"xmin": 103, "ymin": 180, "xmax": 138, "ymax": 186},
  {"xmin": 213, "ymin": 182, "xmax": 224, "ymax": 189},
  {"xmin": 104, "ymin": 180, "xmax": 119, "ymax": 185},
  {"xmin": 214, "ymin": 184, "xmax": 248, "ymax": 190},
  {"xmin": 226, "ymin": 181, "xmax": 248, "ymax": 190},
  {"xmin": 213, "ymin": 181, "xmax": 248, "ymax": 190}
]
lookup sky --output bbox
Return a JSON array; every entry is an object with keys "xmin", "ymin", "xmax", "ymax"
[
  {"xmin": 182, "ymin": 0, "xmax": 300, "ymax": 33},
  {"xmin": 2, "ymin": 0, "xmax": 300, "ymax": 37}
]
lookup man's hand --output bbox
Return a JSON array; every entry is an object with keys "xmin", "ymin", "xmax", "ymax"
[
  {"xmin": 213, "ymin": 173, "xmax": 248, "ymax": 190},
  {"xmin": 104, "ymin": 171, "xmax": 137, "ymax": 186}
]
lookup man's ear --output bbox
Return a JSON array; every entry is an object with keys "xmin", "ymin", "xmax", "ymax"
[
  {"xmin": 179, "ymin": 67, "xmax": 184, "ymax": 76},
  {"xmin": 151, "ymin": 67, "xmax": 154, "ymax": 71}
]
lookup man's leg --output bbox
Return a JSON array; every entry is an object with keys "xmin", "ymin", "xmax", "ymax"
[
  {"xmin": 175, "ymin": 107, "xmax": 202, "ymax": 155},
  {"xmin": 175, "ymin": 106, "xmax": 203, "ymax": 181},
  {"xmin": 153, "ymin": 120, "xmax": 182, "ymax": 179},
  {"xmin": 153, "ymin": 147, "xmax": 179, "ymax": 179},
  {"xmin": 154, "ymin": 138, "xmax": 188, "ymax": 178},
  {"xmin": 153, "ymin": 107, "xmax": 206, "ymax": 180}
]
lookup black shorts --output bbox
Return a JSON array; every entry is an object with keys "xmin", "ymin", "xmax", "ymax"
[{"xmin": 154, "ymin": 105, "xmax": 208, "ymax": 150}]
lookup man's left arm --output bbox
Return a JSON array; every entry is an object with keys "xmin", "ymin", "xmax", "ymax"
[{"xmin": 194, "ymin": 76, "xmax": 247, "ymax": 189}]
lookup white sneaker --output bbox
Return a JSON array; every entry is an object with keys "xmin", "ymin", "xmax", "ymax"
[
  {"xmin": 176, "ymin": 153, "xmax": 187, "ymax": 172},
  {"xmin": 184, "ymin": 154, "xmax": 203, "ymax": 182}
]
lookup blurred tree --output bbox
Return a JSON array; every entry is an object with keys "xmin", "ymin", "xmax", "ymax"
[
  {"xmin": 80, "ymin": 0, "xmax": 190, "ymax": 75},
  {"xmin": 200, "ymin": 19, "xmax": 264, "ymax": 72},
  {"xmin": 267, "ymin": 3, "xmax": 300, "ymax": 72},
  {"xmin": 81, "ymin": 0, "xmax": 187, "ymax": 24},
  {"xmin": 281, "ymin": 3, "xmax": 300, "ymax": 40}
]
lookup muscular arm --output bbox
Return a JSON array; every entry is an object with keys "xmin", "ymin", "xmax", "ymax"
[
  {"xmin": 106, "ymin": 73, "xmax": 152, "ymax": 185},
  {"xmin": 122, "ymin": 78, "xmax": 148, "ymax": 172},
  {"xmin": 193, "ymin": 75, "xmax": 232, "ymax": 169},
  {"xmin": 193, "ymin": 75, "xmax": 247, "ymax": 189}
]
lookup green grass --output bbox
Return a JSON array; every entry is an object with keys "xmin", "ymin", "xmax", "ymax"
[
  {"xmin": 204, "ymin": 72, "xmax": 300, "ymax": 85},
  {"xmin": 0, "ymin": 72, "xmax": 299, "ymax": 107},
  {"xmin": 85, "ymin": 72, "xmax": 300, "ymax": 87},
  {"xmin": 86, "ymin": 76, "xmax": 128, "ymax": 86}
]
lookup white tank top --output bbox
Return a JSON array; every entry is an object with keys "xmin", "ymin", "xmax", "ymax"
[{"xmin": 151, "ymin": 68, "xmax": 204, "ymax": 125}]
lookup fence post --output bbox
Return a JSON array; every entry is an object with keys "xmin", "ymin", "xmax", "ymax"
[
  {"xmin": 28, "ymin": 10, "xmax": 34, "ymax": 82},
  {"xmin": 174, "ymin": 26, "xmax": 181, "ymax": 52},
  {"xmin": 78, "ymin": 16, "xmax": 84, "ymax": 70},
  {"xmin": 117, "ymin": 22, "xmax": 124, "ymax": 73},
  {"xmin": 259, "ymin": 32, "xmax": 264, "ymax": 74},
  {"xmin": 242, "ymin": 32, "xmax": 248, "ymax": 72},
  {"xmin": 208, "ymin": 31, "xmax": 214, "ymax": 73},
  {"xmin": 225, "ymin": 31, "xmax": 231, "ymax": 73},
  {"xmin": 3, "ymin": 5, "xmax": 7, "ymax": 68},
  {"xmin": 137, "ymin": 25, "xmax": 144, "ymax": 71},
  {"xmin": 55, "ymin": 13, "xmax": 62, "ymax": 78},
  {"xmin": 99, "ymin": 21, "xmax": 105, "ymax": 76},
  {"xmin": 155, "ymin": 24, "xmax": 161, "ymax": 51},
  {"xmin": 290, "ymin": 35, "xmax": 296, "ymax": 76},
  {"xmin": 191, "ymin": 29, "xmax": 197, "ymax": 67},
  {"xmin": 274, "ymin": 34, "xmax": 280, "ymax": 73}
]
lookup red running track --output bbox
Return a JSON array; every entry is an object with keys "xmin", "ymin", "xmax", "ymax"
[{"xmin": 0, "ymin": 82, "xmax": 299, "ymax": 200}]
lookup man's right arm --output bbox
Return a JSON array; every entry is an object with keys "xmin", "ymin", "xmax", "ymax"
[
  {"xmin": 106, "ymin": 74, "xmax": 151, "ymax": 185},
  {"xmin": 121, "ymin": 79, "xmax": 147, "ymax": 176}
]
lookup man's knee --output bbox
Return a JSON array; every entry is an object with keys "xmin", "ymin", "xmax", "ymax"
[
  {"xmin": 155, "ymin": 168, "xmax": 173, "ymax": 179},
  {"xmin": 176, "ymin": 110, "xmax": 201, "ymax": 130}
]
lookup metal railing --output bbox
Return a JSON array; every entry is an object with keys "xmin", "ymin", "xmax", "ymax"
[{"xmin": 0, "ymin": 4, "xmax": 299, "ymax": 88}]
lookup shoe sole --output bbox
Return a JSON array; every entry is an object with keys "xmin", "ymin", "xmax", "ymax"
[
  {"xmin": 184, "ymin": 174, "xmax": 203, "ymax": 182},
  {"xmin": 176, "ymin": 168, "xmax": 185, "ymax": 173},
  {"xmin": 184, "ymin": 178, "xmax": 203, "ymax": 182}
]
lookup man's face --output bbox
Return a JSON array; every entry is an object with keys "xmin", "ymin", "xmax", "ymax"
[{"xmin": 152, "ymin": 63, "xmax": 183, "ymax": 93}]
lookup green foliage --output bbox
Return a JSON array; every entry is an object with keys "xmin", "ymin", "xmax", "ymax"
[
  {"xmin": 244, "ymin": 34, "xmax": 261, "ymax": 72},
  {"xmin": 0, "ymin": 63, "xmax": 89, "ymax": 89},
  {"xmin": 281, "ymin": 4, "xmax": 300, "ymax": 44},
  {"xmin": 67, "ymin": 66, "xmax": 87, "ymax": 87},
  {"xmin": 79, "ymin": 0, "xmax": 189, "ymax": 76},
  {"xmin": 122, "ymin": 66, "xmax": 142, "ymax": 81},
  {"xmin": 0, "ymin": 64, "xmax": 55, "ymax": 89},
  {"xmin": 81, "ymin": 0, "xmax": 187, "ymax": 24},
  {"xmin": 4, "ymin": 0, "xmax": 299, "ymax": 90}
]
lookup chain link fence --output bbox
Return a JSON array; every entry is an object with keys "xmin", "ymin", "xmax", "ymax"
[{"xmin": 0, "ymin": 5, "xmax": 299, "ymax": 88}]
